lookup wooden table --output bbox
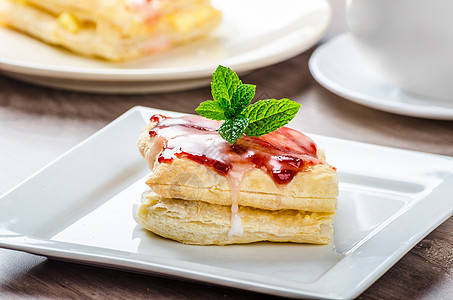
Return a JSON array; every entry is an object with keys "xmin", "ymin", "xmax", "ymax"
[{"xmin": 1, "ymin": 2, "xmax": 452, "ymax": 299}]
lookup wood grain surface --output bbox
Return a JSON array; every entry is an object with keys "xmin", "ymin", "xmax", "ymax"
[{"xmin": 1, "ymin": 1, "xmax": 452, "ymax": 299}]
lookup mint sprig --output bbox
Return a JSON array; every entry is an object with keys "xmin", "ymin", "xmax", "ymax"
[{"xmin": 195, "ymin": 65, "xmax": 301, "ymax": 144}]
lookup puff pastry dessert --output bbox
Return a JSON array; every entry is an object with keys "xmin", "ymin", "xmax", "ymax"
[
  {"xmin": 136, "ymin": 114, "xmax": 338, "ymax": 245},
  {"xmin": 0, "ymin": 0, "xmax": 221, "ymax": 61}
]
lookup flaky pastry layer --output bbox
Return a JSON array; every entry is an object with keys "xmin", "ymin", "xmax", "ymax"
[
  {"xmin": 137, "ymin": 191, "xmax": 334, "ymax": 245},
  {"xmin": 138, "ymin": 121, "xmax": 338, "ymax": 212}
]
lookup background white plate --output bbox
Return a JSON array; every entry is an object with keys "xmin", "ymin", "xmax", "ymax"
[
  {"xmin": 309, "ymin": 34, "xmax": 453, "ymax": 120},
  {"xmin": 0, "ymin": 0, "xmax": 331, "ymax": 93},
  {"xmin": 1, "ymin": 106, "xmax": 452, "ymax": 299}
]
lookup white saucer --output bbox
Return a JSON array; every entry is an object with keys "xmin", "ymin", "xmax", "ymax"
[
  {"xmin": 309, "ymin": 33, "xmax": 453, "ymax": 120},
  {"xmin": 0, "ymin": 0, "xmax": 331, "ymax": 94}
]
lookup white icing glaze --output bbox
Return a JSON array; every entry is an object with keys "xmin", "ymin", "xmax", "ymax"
[
  {"xmin": 228, "ymin": 204, "xmax": 243, "ymax": 237},
  {"xmin": 226, "ymin": 165, "xmax": 253, "ymax": 237},
  {"xmin": 146, "ymin": 135, "xmax": 165, "ymax": 170}
]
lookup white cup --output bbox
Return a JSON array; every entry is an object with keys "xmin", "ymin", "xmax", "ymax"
[{"xmin": 346, "ymin": 0, "xmax": 453, "ymax": 100}]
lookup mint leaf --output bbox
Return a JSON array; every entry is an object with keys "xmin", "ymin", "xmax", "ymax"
[
  {"xmin": 231, "ymin": 84, "xmax": 255, "ymax": 116},
  {"xmin": 196, "ymin": 65, "xmax": 301, "ymax": 144},
  {"xmin": 243, "ymin": 99, "xmax": 300, "ymax": 137},
  {"xmin": 217, "ymin": 115, "xmax": 249, "ymax": 144},
  {"xmin": 211, "ymin": 65, "xmax": 241, "ymax": 103},
  {"xmin": 195, "ymin": 100, "xmax": 225, "ymax": 120}
]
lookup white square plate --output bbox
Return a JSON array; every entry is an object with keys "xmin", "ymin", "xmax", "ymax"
[{"xmin": 1, "ymin": 106, "xmax": 452, "ymax": 299}]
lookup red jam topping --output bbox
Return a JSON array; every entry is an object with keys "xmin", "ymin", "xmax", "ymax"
[
  {"xmin": 150, "ymin": 114, "xmax": 168, "ymax": 123},
  {"xmin": 148, "ymin": 115, "xmax": 322, "ymax": 185}
]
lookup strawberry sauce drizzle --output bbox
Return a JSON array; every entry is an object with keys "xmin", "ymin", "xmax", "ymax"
[{"xmin": 148, "ymin": 115, "xmax": 322, "ymax": 185}]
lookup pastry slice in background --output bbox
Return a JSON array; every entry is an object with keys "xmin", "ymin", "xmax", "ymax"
[{"xmin": 0, "ymin": 0, "xmax": 221, "ymax": 61}]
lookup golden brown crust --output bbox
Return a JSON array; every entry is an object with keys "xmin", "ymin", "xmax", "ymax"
[
  {"xmin": 147, "ymin": 159, "xmax": 338, "ymax": 212},
  {"xmin": 138, "ymin": 120, "xmax": 338, "ymax": 212},
  {"xmin": 137, "ymin": 191, "xmax": 334, "ymax": 245}
]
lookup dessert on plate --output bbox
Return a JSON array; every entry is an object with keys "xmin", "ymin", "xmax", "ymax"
[
  {"xmin": 135, "ymin": 66, "xmax": 338, "ymax": 245},
  {"xmin": 0, "ymin": 0, "xmax": 222, "ymax": 61}
]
